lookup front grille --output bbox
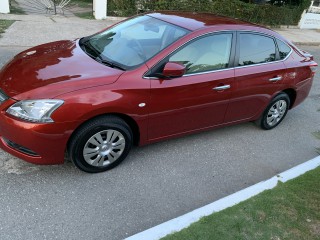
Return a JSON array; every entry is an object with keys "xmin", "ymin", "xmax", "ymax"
[
  {"xmin": 2, "ymin": 137, "xmax": 40, "ymax": 157},
  {"xmin": 0, "ymin": 89, "xmax": 9, "ymax": 105}
]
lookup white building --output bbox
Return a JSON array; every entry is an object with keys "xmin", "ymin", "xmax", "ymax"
[
  {"xmin": 299, "ymin": 0, "xmax": 320, "ymax": 29},
  {"xmin": 0, "ymin": 0, "xmax": 10, "ymax": 14}
]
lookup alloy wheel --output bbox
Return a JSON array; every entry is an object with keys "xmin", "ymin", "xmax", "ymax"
[
  {"xmin": 83, "ymin": 130, "xmax": 126, "ymax": 167},
  {"xmin": 266, "ymin": 100, "xmax": 287, "ymax": 127}
]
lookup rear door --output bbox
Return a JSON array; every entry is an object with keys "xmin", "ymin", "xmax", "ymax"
[{"xmin": 224, "ymin": 32, "xmax": 286, "ymax": 123}]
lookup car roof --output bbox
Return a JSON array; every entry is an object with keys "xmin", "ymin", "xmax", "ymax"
[{"xmin": 147, "ymin": 11, "xmax": 259, "ymax": 31}]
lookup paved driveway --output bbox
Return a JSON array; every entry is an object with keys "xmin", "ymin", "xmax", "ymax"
[{"xmin": 0, "ymin": 43, "xmax": 319, "ymax": 240}]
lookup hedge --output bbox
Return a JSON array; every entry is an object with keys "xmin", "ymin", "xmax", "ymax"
[{"xmin": 107, "ymin": 0, "xmax": 312, "ymax": 26}]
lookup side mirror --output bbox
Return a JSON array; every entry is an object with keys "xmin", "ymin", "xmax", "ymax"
[{"xmin": 162, "ymin": 62, "xmax": 186, "ymax": 78}]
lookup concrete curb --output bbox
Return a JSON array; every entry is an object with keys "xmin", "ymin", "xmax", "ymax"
[{"xmin": 125, "ymin": 155, "xmax": 320, "ymax": 240}]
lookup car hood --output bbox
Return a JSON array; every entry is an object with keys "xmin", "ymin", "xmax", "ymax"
[{"xmin": 0, "ymin": 40, "xmax": 124, "ymax": 100}]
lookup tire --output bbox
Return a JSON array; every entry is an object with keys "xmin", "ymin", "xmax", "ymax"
[
  {"xmin": 257, "ymin": 93, "xmax": 290, "ymax": 130},
  {"xmin": 68, "ymin": 116, "xmax": 133, "ymax": 173}
]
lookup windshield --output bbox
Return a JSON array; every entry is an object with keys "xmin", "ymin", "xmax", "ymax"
[{"xmin": 80, "ymin": 16, "xmax": 190, "ymax": 70}]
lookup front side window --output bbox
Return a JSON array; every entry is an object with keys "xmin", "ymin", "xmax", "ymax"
[
  {"xmin": 276, "ymin": 39, "xmax": 291, "ymax": 60},
  {"xmin": 239, "ymin": 34, "xmax": 276, "ymax": 66},
  {"xmin": 169, "ymin": 33, "xmax": 233, "ymax": 74},
  {"xmin": 80, "ymin": 16, "xmax": 190, "ymax": 70}
]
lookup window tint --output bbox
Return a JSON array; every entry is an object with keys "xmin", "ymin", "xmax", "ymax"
[
  {"xmin": 276, "ymin": 39, "xmax": 291, "ymax": 60},
  {"xmin": 169, "ymin": 34, "xmax": 233, "ymax": 74},
  {"xmin": 239, "ymin": 34, "xmax": 276, "ymax": 66}
]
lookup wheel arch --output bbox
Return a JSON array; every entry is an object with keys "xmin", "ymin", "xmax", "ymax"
[
  {"xmin": 66, "ymin": 113, "xmax": 141, "ymax": 153},
  {"xmin": 281, "ymin": 88, "xmax": 296, "ymax": 109}
]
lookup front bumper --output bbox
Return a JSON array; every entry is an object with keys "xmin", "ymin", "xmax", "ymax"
[{"xmin": 0, "ymin": 99, "xmax": 80, "ymax": 165}]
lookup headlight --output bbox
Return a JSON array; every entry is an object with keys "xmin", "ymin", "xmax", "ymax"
[{"xmin": 6, "ymin": 99, "xmax": 64, "ymax": 123}]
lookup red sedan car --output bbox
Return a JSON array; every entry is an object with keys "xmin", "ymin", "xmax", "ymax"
[{"xmin": 0, "ymin": 12, "xmax": 317, "ymax": 173}]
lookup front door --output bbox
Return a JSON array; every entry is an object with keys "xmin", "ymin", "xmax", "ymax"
[{"xmin": 147, "ymin": 33, "xmax": 235, "ymax": 141}]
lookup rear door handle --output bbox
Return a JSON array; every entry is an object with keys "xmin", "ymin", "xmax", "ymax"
[
  {"xmin": 269, "ymin": 76, "xmax": 282, "ymax": 82},
  {"xmin": 213, "ymin": 85, "xmax": 230, "ymax": 91}
]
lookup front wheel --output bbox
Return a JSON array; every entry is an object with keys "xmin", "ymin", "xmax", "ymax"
[
  {"xmin": 257, "ymin": 93, "xmax": 290, "ymax": 130},
  {"xmin": 68, "ymin": 116, "xmax": 133, "ymax": 173}
]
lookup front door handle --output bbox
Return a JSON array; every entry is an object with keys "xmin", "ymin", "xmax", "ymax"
[
  {"xmin": 213, "ymin": 85, "xmax": 231, "ymax": 91},
  {"xmin": 269, "ymin": 76, "xmax": 282, "ymax": 82}
]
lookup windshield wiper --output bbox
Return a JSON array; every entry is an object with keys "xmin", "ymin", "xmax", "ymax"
[
  {"xmin": 96, "ymin": 58, "xmax": 126, "ymax": 71},
  {"xmin": 80, "ymin": 43, "xmax": 96, "ymax": 59},
  {"xmin": 80, "ymin": 41, "xmax": 125, "ymax": 71},
  {"xmin": 81, "ymin": 41, "xmax": 101, "ymax": 57}
]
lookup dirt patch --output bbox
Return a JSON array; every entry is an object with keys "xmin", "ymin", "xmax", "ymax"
[
  {"xmin": 0, "ymin": 152, "xmax": 40, "ymax": 174},
  {"xmin": 309, "ymin": 220, "xmax": 320, "ymax": 237},
  {"xmin": 270, "ymin": 236, "xmax": 281, "ymax": 240},
  {"xmin": 257, "ymin": 210, "xmax": 266, "ymax": 222},
  {"xmin": 312, "ymin": 131, "xmax": 320, "ymax": 140}
]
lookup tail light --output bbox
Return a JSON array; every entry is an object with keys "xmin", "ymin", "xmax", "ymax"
[
  {"xmin": 310, "ymin": 62, "xmax": 318, "ymax": 77},
  {"xmin": 301, "ymin": 50, "xmax": 314, "ymax": 61}
]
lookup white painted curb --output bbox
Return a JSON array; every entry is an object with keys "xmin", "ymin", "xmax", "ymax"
[{"xmin": 126, "ymin": 155, "xmax": 320, "ymax": 240}]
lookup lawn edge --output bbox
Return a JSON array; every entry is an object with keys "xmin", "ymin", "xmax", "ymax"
[{"xmin": 125, "ymin": 155, "xmax": 320, "ymax": 240}]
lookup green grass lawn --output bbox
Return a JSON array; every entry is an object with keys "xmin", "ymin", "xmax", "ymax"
[
  {"xmin": 70, "ymin": 0, "xmax": 93, "ymax": 9},
  {"xmin": 10, "ymin": 5, "xmax": 25, "ymax": 15},
  {"xmin": 0, "ymin": 20, "xmax": 15, "ymax": 36},
  {"xmin": 313, "ymin": 131, "xmax": 320, "ymax": 140},
  {"xmin": 68, "ymin": 0, "xmax": 93, "ymax": 19},
  {"xmin": 161, "ymin": 167, "xmax": 320, "ymax": 240},
  {"xmin": 10, "ymin": 5, "xmax": 26, "ymax": 15},
  {"xmin": 313, "ymin": 131, "xmax": 320, "ymax": 154},
  {"xmin": 10, "ymin": 0, "xmax": 26, "ymax": 15},
  {"xmin": 74, "ymin": 11, "xmax": 94, "ymax": 19}
]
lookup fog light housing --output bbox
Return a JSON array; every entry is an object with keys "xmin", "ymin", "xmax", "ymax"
[{"xmin": 2, "ymin": 137, "xmax": 40, "ymax": 157}]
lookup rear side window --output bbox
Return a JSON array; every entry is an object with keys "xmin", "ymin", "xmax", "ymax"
[
  {"xmin": 239, "ymin": 33, "xmax": 276, "ymax": 66},
  {"xmin": 276, "ymin": 39, "xmax": 291, "ymax": 60}
]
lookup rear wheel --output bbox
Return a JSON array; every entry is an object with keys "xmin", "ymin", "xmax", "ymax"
[
  {"xmin": 68, "ymin": 116, "xmax": 133, "ymax": 173},
  {"xmin": 257, "ymin": 93, "xmax": 290, "ymax": 130}
]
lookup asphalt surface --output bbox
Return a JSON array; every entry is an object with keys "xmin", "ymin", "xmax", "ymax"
[{"xmin": 0, "ymin": 45, "xmax": 319, "ymax": 240}]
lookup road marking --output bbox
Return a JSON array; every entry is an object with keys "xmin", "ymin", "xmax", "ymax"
[{"xmin": 126, "ymin": 155, "xmax": 320, "ymax": 240}]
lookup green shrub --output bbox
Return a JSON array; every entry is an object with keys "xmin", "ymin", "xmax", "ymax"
[
  {"xmin": 107, "ymin": 0, "xmax": 311, "ymax": 26},
  {"xmin": 107, "ymin": 0, "xmax": 137, "ymax": 16}
]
